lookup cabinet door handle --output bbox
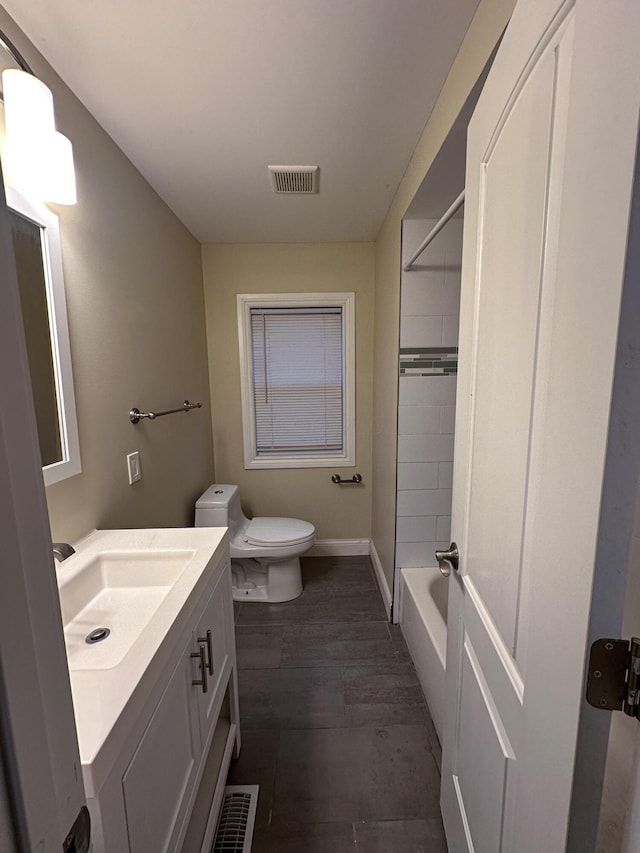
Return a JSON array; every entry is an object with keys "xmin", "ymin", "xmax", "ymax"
[
  {"xmin": 190, "ymin": 644, "xmax": 208, "ymax": 694},
  {"xmin": 197, "ymin": 629, "xmax": 214, "ymax": 676}
]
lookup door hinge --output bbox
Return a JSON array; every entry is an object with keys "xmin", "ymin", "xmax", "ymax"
[
  {"xmin": 62, "ymin": 805, "xmax": 90, "ymax": 853},
  {"xmin": 586, "ymin": 637, "xmax": 640, "ymax": 718}
]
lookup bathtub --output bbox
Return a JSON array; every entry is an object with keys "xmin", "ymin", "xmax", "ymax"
[{"xmin": 399, "ymin": 566, "xmax": 448, "ymax": 742}]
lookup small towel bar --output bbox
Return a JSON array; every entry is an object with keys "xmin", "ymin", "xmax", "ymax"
[
  {"xmin": 130, "ymin": 399, "xmax": 202, "ymax": 424},
  {"xmin": 331, "ymin": 473, "xmax": 363, "ymax": 485}
]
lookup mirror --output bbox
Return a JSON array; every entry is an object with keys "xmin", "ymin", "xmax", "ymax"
[{"xmin": 6, "ymin": 186, "xmax": 81, "ymax": 485}]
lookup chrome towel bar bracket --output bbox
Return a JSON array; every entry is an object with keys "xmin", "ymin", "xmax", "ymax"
[
  {"xmin": 130, "ymin": 399, "xmax": 202, "ymax": 424},
  {"xmin": 331, "ymin": 473, "xmax": 363, "ymax": 485}
]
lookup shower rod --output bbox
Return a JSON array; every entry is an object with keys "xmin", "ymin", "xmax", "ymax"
[{"xmin": 403, "ymin": 189, "xmax": 465, "ymax": 271}]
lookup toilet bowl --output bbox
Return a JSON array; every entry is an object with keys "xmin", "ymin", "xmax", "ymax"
[{"xmin": 195, "ymin": 484, "xmax": 315, "ymax": 603}]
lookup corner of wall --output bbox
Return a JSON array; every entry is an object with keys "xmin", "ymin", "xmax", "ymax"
[{"xmin": 370, "ymin": 0, "xmax": 516, "ymax": 595}]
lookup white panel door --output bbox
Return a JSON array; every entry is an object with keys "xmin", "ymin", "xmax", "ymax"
[{"xmin": 441, "ymin": 1, "xmax": 640, "ymax": 851}]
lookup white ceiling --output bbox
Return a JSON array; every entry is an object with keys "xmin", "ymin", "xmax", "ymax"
[{"xmin": 2, "ymin": 0, "xmax": 481, "ymax": 243}]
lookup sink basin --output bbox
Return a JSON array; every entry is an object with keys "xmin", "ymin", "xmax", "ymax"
[
  {"xmin": 59, "ymin": 549, "xmax": 196, "ymax": 670},
  {"xmin": 56, "ymin": 527, "xmax": 229, "ymax": 795}
]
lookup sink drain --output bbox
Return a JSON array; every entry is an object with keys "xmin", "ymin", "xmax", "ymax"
[{"xmin": 85, "ymin": 627, "xmax": 110, "ymax": 644}]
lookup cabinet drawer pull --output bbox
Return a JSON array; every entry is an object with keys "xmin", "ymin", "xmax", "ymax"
[
  {"xmin": 198, "ymin": 629, "xmax": 214, "ymax": 676},
  {"xmin": 190, "ymin": 644, "xmax": 208, "ymax": 694}
]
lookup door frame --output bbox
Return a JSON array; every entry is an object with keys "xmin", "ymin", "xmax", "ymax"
[
  {"xmin": 569, "ymin": 126, "xmax": 640, "ymax": 852},
  {"xmin": 0, "ymin": 181, "xmax": 86, "ymax": 849}
]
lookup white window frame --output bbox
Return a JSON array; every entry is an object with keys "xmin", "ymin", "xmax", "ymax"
[{"xmin": 237, "ymin": 292, "xmax": 356, "ymax": 469}]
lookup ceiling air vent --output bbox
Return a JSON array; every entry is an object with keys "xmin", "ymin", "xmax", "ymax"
[{"xmin": 268, "ymin": 165, "xmax": 319, "ymax": 194}]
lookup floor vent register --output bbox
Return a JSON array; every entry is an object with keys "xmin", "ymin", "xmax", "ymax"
[{"xmin": 212, "ymin": 785, "xmax": 259, "ymax": 853}]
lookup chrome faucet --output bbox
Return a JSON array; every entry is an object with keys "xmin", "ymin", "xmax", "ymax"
[{"xmin": 52, "ymin": 542, "xmax": 75, "ymax": 563}]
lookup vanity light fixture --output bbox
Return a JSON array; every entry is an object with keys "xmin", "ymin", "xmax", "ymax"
[{"xmin": 0, "ymin": 30, "xmax": 77, "ymax": 205}]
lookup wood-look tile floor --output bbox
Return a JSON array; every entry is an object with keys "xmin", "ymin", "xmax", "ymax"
[{"xmin": 228, "ymin": 556, "xmax": 448, "ymax": 852}]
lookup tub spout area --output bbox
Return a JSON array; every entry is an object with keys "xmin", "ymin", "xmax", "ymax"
[{"xmin": 53, "ymin": 542, "xmax": 76, "ymax": 562}]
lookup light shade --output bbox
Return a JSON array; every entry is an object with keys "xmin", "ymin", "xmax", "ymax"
[
  {"xmin": 1, "ymin": 136, "xmax": 48, "ymax": 198},
  {"xmin": 1, "ymin": 68, "xmax": 77, "ymax": 205},
  {"xmin": 43, "ymin": 131, "xmax": 77, "ymax": 205},
  {"xmin": 2, "ymin": 68, "xmax": 55, "ymax": 139}
]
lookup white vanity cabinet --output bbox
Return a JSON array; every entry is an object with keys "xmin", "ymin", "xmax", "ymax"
[
  {"xmin": 191, "ymin": 568, "xmax": 231, "ymax": 737},
  {"xmin": 85, "ymin": 544, "xmax": 240, "ymax": 853},
  {"xmin": 121, "ymin": 632, "xmax": 201, "ymax": 853}
]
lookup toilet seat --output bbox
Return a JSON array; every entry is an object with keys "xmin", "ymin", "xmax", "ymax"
[{"xmin": 243, "ymin": 517, "xmax": 315, "ymax": 547}]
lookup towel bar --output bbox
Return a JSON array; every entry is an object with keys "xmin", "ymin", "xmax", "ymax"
[
  {"xmin": 130, "ymin": 399, "xmax": 202, "ymax": 424},
  {"xmin": 331, "ymin": 473, "xmax": 362, "ymax": 485}
]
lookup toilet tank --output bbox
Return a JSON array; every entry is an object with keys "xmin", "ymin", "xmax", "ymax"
[{"xmin": 195, "ymin": 484, "xmax": 242, "ymax": 529}]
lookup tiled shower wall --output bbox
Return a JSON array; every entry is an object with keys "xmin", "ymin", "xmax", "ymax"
[{"xmin": 395, "ymin": 218, "xmax": 463, "ymax": 570}]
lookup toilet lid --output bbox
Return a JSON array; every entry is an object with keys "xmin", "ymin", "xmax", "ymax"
[{"xmin": 244, "ymin": 517, "xmax": 315, "ymax": 546}]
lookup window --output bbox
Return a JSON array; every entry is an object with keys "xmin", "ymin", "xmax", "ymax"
[{"xmin": 237, "ymin": 292, "xmax": 355, "ymax": 469}]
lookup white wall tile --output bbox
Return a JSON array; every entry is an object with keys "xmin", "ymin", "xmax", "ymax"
[
  {"xmin": 398, "ymin": 405, "xmax": 441, "ymax": 435},
  {"xmin": 397, "ymin": 218, "xmax": 461, "ymax": 563},
  {"xmin": 444, "ymin": 219, "xmax": 464, "ymax": 255},
  {"xmin": 401, "ymin": 219, "xmax": 440, "ymax": 264},
  {"xmin": 440, "ymin": 406, "xmax": 456, "ymax": 434},
  {"xmin": 444, "ymin": 266, "xmax": 462, "ymax": 293},
  {"xmin": 398, "ymin": 433, "xmax": 455, "ymax": 463},
  {"xmin": 442, "ymin": 314, "xmax": 460, "ymax": 347},
  {"xmin": 397, "ymin": 489, "xmax": 452, "ymax": 517},
  {"xmin": 395, "ymin": 541, "xmax": 452, "ymax": 569},
  {"xmin": 436, "ymin": 515, "xmax": 451, "ymax": 541},
  {"xmin": 396, "ymin": 515, "xmax": 437, "ymax": 542},
  {"xmin": 399, "ymin": 375, "xmax": 457, "ymax": 407},
  {"xmin": 402, "ymin": 279, "xmax": 460, "ymax": 318},
  {"xmin": 400, "ymin": 316, "xmax": 443, "ymax": 348},
  {"xmin": 397, "ymin": 462, "xmax": 439, "ymax": 490},
  {"xmin": 401, "ymin": 277, "xmax": 441, "ymax": 317},
  {"xmin": 438, "ymin": 461, "xmax": 453, "ymax": 489}
]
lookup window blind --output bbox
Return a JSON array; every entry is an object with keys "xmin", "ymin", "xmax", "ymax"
[{"xmin": 250, "ymin": 307, "xmax": 344, "ymax": 455}]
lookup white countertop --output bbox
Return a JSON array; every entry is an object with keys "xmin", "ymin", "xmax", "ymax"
[{"xmin": 57, "ymin": 527, "xmax": 229, "ymax": 797}]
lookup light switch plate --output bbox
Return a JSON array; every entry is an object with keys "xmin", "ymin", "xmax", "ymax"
[{"xmin": 127, "ymin": 451, "xmax": 142, "ymax": 485}]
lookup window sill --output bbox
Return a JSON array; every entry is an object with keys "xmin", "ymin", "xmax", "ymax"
[{"xmin": 243, "ymin": 453, "xmax": 355, "ymax": 470}]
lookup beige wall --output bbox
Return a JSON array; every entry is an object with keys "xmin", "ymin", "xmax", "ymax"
[
  {"xmin": 0, "ymin": 8, "xmax": 215, "ymax": 543},
  {"xmin": 1, "ymin": 0, "xmax": 516, "ymax": 560},
  {"xmin": 202, "ymin": 242, "xmax": 374, "ymax": 541},
  {"xmin": 371, "ymin": 0, "xmax": 516, "ymax": 589}
]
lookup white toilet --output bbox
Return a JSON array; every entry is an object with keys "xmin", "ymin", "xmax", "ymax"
[{"xmin": 195, "ymin": 484, "xmax": 315, "ymax": 603}]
